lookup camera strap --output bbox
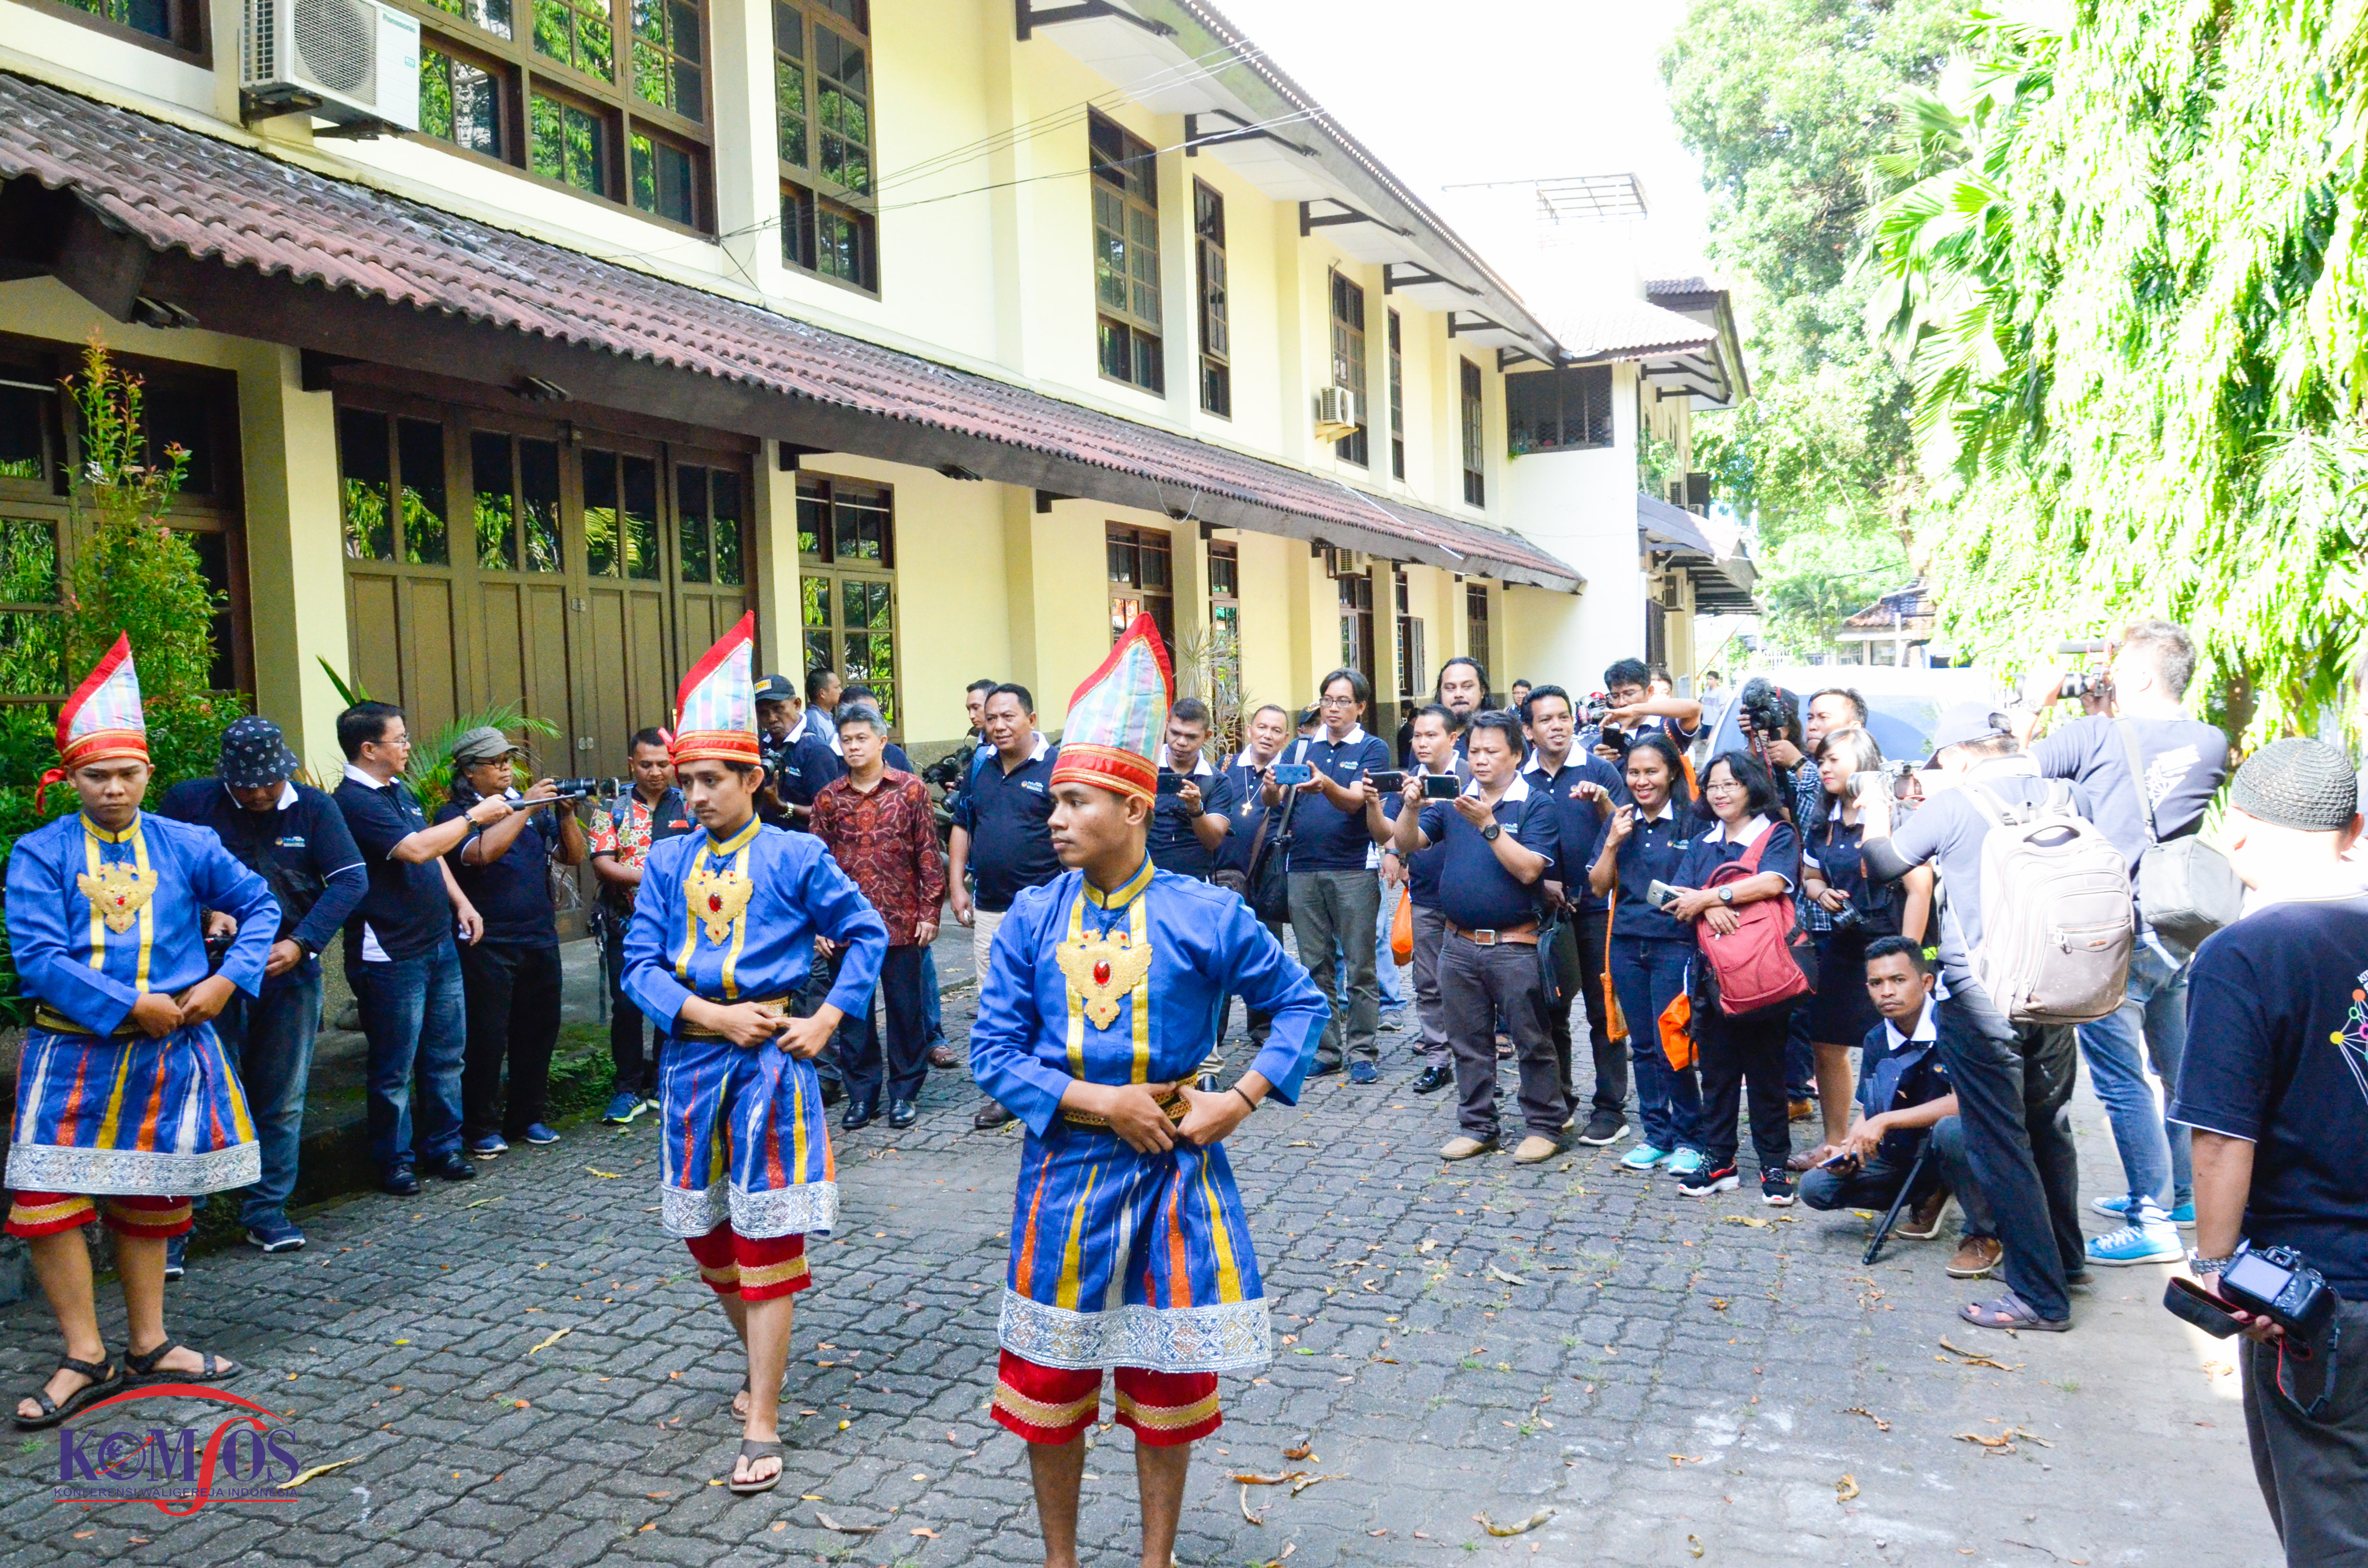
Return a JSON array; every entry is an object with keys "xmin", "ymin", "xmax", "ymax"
[
  {"xmin": 2275, "ymin": 1310, "xmax": 2342, "ymax": 1419},
  {"xmin": 2113, "ymin": 720, "xmax": 2161, "ymax": 849}
]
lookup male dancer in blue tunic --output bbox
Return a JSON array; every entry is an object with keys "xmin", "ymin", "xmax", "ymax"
[
  {"xmin": 6, "ymin": 635, "xmax": 279, "ymax": 1427},
  {"xmin": 621, "ymin": 613, "xmax": 888, "ymax": 1494},
  {"xmin": 970, "ymin": 615, "xmax": 1326, "ymax": 1568}
]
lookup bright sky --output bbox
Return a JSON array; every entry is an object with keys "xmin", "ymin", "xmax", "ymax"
[{"xmin": 1211, "ymin": 0, "xmax": 1713, "ymax": 285}]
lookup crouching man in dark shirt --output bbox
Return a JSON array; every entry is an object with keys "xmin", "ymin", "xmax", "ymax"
[{"xmin": 2171, "ymin": 738, "xmax": 2368, "ymax": 1567}]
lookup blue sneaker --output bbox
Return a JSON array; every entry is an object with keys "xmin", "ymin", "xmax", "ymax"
[
  {"xmin": 2091, "ymin": 1195, "xmax": 2195, "ymax": 1228},
  {"xmin": 163, "ymin": 1234, "xmax": 188, "ymax": 1280},
  {"xmin": 1619, "ymin": 1143, "xmax": 1672, "ymax": 1172},
  {"xmin": 2086, "ymin": 1222, "xmax": 2183, "ymax": 1267},
  {"xmin": 601, "ymin": 1092, "xmax": 643, "ymax": 1125},
  {"xmin": 521, "ymin": 1123, "xmax": 560, "ymax": 1145},
  {"xmin": 245, "ymin": 1216, "xmax": 306, "ymax": 1253},
  {"xmin": 1665, "ymin": 1148, "xmax": 1705, "ymax": 1179},
  {"xmin": 1348, "ymin": 1062, "xmax": 1380, "ymax": 1085},
  {"xmin": 467, "ymin": 1132, "xmax": 507, "ymax": 1159}
]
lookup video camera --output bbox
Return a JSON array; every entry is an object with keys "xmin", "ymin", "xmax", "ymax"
[{"xmin": 547, "ymin": 777, "xmax": 629, "ymax": 800}]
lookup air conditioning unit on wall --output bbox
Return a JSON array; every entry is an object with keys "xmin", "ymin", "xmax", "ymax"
[
  {"xmin": 1313, "ymin": 385, "xmax": 1360, "ymax": 443},
  {"xmin": 243, "ymin": 0, "xmax": 421, "ymax": 134}
]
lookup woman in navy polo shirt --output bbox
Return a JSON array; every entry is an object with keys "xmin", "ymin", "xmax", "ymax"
[
  {"xmin": 1588, "ymin": 731, "xmax": 1703, "ymax": 1178},
  {"xmin": 1664, "ymin": 751, "xmax": 1801, "ymax": 1204}
]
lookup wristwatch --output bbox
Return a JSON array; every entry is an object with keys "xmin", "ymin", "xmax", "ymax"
[
  {"xmin": 1718, "ymin": 885, "xmax": 1735, "ymax": 906},
  {"xmin": 2189, "ymin": 1250, "xmax": 2238, "ymax": 1277},
  {"xmin": 1480, "ymin": 822, "xmax": 1502, "ymax": 842}
]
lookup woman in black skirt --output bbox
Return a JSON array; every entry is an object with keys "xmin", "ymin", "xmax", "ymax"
[{"xmin": 1795, "ymin": 726, "xmax": 1933, "ymax": 1164}]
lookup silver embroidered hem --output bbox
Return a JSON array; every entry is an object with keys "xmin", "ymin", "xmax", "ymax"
[
  {"xmin": 4, "ymin": 1140, "xmax": 259, "ymax": 1197},
  {"xmin": 659, "ymin": 1178, "xmax": 837, "ymax": 1239},
  {"xmin": 997, "ymin": 1290, "xmax": 1272, "ymax": 1373}
]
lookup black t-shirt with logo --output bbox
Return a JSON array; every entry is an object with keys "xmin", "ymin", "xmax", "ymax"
[{"xmin": 2032, "ymin": 714, "xmax": 2229, "ymax": 872}]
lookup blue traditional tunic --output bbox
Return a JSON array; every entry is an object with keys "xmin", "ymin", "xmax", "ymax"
[
  {"xmin": 970, "ymin": 860, "xmax": 1327, "ymax": 1373},
  {"xmin": 5, "ymin": 810, "xmax": 277, "ymax": 1196},
  {"xmin": 621, "ymin": 812, "xmax": 888, "ymax": 1240}
]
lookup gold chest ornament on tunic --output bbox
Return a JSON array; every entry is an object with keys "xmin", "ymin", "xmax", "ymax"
[
  {"xmin": 684, "ymin": 859, "xmax": 755, "ymax": 944},
  {"xmin": 78, "ymin": 861, "xmax": 158, "ymax": 934},
  {"xmin": 1054, "ymin": 925, "xmax": 1154, "ymax": 1028}
]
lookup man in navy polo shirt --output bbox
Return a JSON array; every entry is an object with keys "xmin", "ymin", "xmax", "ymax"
[
  {"xmin": 1521, "ymin": 686, "xmax": 1627, "ymax": 1141},
  {"xmin": 949, "ymin": 682, "xmax": 1061, "ymax": 1127},
  {"xmin": 1596, "ymin": 657, "xmax": 1703, "ymax": 761},
  {"xmin": 1270, "ymin": 668, "xmax": 1393, "ymax": 1083},
  {"xmin": 1216, "ymin": 702, "xmax": 1293, "ymax": 1061},
  {"xmin": 592, "ymin": 728, "xmax": 694, "ymax": 1125},
  {"xmin": 158, "ymin": 717, "xmax": 368, "ymax": 1257},
  {"xmin": 332, "ymin": 702, "xmax": 510, "ymax": 1196},
  {"xmin": 1147, "ymin": 697, "xmax": 1235, "ymax": 880},
  {"xmin": 772, "ymin": 667, "xmax": 849, "ymax": 828},
  {"xmin": 1386, "ymin": 703, "xmax": 1468, "ymax": 1096},
  {"xmin": 1390, "ymin": 710, "xmax": 1560, "ymax": 1161}
]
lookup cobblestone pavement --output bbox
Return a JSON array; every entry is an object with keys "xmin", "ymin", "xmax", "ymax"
[{"xmin": 3, "ymin": 994, "xmax": 2275, "ymax": 1568}]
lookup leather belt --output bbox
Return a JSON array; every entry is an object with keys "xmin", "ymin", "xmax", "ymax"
[
  {"xmin": 1445, "ymin": 920, "xmax": 1540, "ymax": 947},
  {"xmin": 672, "ymin": 997, "xmax": 797, "ymax": 1042},
  {"xmin": 32, "ymin": 1006, "xmax": 146, "ymax": 1041},
  {"xmin": 1061, "ymin": 1090, "xmax": 1190, "ymax": 1129}
]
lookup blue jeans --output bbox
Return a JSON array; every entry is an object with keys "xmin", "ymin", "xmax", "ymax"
[
  {"xmin": 213, "ymin": 963, "xmax": 323, "ymax": 1228},
  {"xmin": 1610, "ymin": 936, "xmax": 1700, "ymax": 1152},
  {"xmin": 2075, "ymin": 931, "xmax": 2193, "ymax": 1218},
  {"xmin": 354, "ymin": 943, "xmax": 468, "ymax": 1172}
]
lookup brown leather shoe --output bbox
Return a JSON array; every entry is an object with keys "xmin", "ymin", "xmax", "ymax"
[
  {"xmin": 1948, "ymin": 1235, "xmax": 2003, "ymax": 1279},
  {"xmin": 1896, "ymin": 1188, "xmax": 1950, "ymax": 1241},
  {"xmin": 928, "ymin": 1042, "xmax": 959, "ymax": 1070},
  {"xmin": 1787, "ymin": 1098, "xmax": 1816, "ymax": 1122},
  {"xmin": 972, "ymin": 1101, "xmax": 1015, "ymax": 1130}
]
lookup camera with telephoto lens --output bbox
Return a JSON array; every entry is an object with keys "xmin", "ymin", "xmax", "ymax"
[
  {"xmin": 548, "ymin": 777, "xmax": 628, "ymax": 799},
  {"xmin": 1735, "ymin": 677, "xmax": 1794, "ymax": 747},
  {"xmin": 2053, "ymin": 638, "xmax": 2114, "ymax": 701},
  {"xmin": 1850, "ymin": 761, "xmax": 1919, "ymax": 804},
  {"xmin": 1579, "ymin": 691, "xmax": 1615, "ymax": 726},
  {"xmin": 920, "ymin": 751, "xmax": 968, "ymax": 791}
]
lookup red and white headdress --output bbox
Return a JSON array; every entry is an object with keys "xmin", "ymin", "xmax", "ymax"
[
  {"xmin": 37, "ymin": 634, "xmax": 148, "ymax": 810},
  {"xmin": 1049, "ymin": 613, "xmax": 1174, "ymax": 805},
  {"xmin": 671, "ymin": 612, "xmax": 762, "ymax": 768}
]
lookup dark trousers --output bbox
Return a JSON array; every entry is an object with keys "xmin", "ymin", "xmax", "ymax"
[
  {"xmin": 1798, "ymin": 1117, "xmax": 1995, "ymax": 1237},
  {"xmin": 604, "ymin": 915, "xmax": 665, "ymax": 1101},
  {"xmin": 1409, "ymin": 902, "xmax": 1449, "ymax": 1058},
  {"xmin": 1696, "ymin": 999, "xmax": 1795, "ymax": 1176},
  {"xmin": 802, "ymin": 945, "xmax": 851, "ymax": 1089},
  {"xmin": 1785, "ymin": 996, "xmax": 1816, "ymax": 1098},
  {"xmin": 1551, "ymin": 909, "xmax": 1624, "ymax": 1116},
  {"xmin": 213, "ymin": 964, "xmax": 324, "ymax": 1227},
  {"xmin": 1609, "ymin": 936, "xmax": 1700, "ymax": 1152},
  {"xmin": 840, "ymin": 944, "xmax": 928, "ymax": 1108},
  {"xmin": 1438, "ymin": 933, "xmax": 1560, "ymax": 1141},
  {"xmin": 458, "ymin": 939, "xmax": 563, "ymax": 1139},
  {"xmin": 1935, "ymin": 985, "xmax": 2082, "ymax": 1321},
  {"xmin": 2245, "ymin": 1296, "xmax": 2368, "ymax": 1566}
]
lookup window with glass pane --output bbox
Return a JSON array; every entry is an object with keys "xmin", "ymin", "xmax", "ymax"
[
  {"xmin": 420, "ymin": 43, "xmax": 504, "ymax": 156},
  {"xmin": 51, "ymin": 0, "xmax": 203, "ymax": 50},
  {"xmin": 1460, "ymin": 358, "xmax": 1486, "ymax": 507},
  {"xmin": 397, "ymin": 419, "xmax": 450, "ymax": 566},
  {"xmin": 1387, "ymin": 309, "xmax": 1405, "ymax": 480},
  {"xmin": 794, "ymin": 475, "xmax": 897, "ymax": 725},
  {"xmin": 532, "ymin": 93, "xmax": 612, "ymax": 196},
  {"xmin": 1105, "ymin": 523, "xmax": 1172, "ymax": 646},
  {"xmin": 1466, "ymin": 583, "xmax": 1490, "ymax": 664},
  {"xmin": 338, "ymin": 410, "xmax": 394, "ymax": 561},
  {"xmin": 816, "ymin": 201, "xmax": 874, "ymax": 288},
  {"xmin": 1195, "ymin": 181, "xmax": 1230, "ymax": 417},
  {"xmin": 1504, "ymin": 364, "xmax": 1615, "ymax": 454},
  {"xmin": 775, "ymin": 0, "xmax": 877, "ymax": 290},
  {"xmin": 629, "ymin": 0, "xmax": 700, "ymax": 117},
  {"xmin": 1207, "ymin": 539, "xmax": 1241, "ymax": 694},
  {"xmin": 814, "ymin": 24, "xmax": 869, "ymax": 194},
  {"xmin": 0, "ymin": 517, "xmax": 66, "ymax": 699},
  {"xmin": 1091, "ymin": 113, "xmax": 1162, "ymax": 393},
  {"xmin": 470, "ymin": 431, "xmax": 519, "ymax": 570},
  {"xmin": 0, "ymin": 379, "xmax": 59, "ymax": 486},
  {"xmin": 533, "ymin": 0, "xmax": 614, "ymax": 78},
  {"xmin": 674, "ymin": 464, "xmax": 746, "ymax": 587},
  {"xmin": 1336, "ymin": 562, "xmax": 1373, "ymax": 676},
  {"xmin": 630, "ymin": 131, "xmax": 698, "ymax": 225},
  {"xmin": 710, "ymin": 471, "xmax": 744, "ymax": 585},
  {"xmin": 423, "ymin": 0, "xmax": 514, "ymax": 38},
  {"xmin": 1330, "ymin": 270, "xmax": 1369, "ymax": 467}
]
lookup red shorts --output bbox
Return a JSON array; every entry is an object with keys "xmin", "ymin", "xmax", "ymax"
[
  {"xmin": 991, "ymin": 1349, "xmax": 1220, "ymax": 1448},
  {"xmin": 682, "ymin": 1223, "xmax": 810, "ymax": 1302},
  {"xmin": 5, "ymin": 1191, "xmax": 192, "ymax": 1240}
]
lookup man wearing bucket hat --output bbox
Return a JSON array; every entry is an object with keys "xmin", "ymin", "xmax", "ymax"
[{"xmin": 157, "ymin": 717, "xmax": 370, "ymax": 1260}]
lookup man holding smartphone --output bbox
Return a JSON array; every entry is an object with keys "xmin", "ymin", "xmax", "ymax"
[{"xmin": 1519, "ymin": 685, "xmax": 1627, "ymax": 1141}]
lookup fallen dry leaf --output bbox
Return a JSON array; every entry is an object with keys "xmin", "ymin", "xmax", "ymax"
[
  {"xmin": 1240, "ymin": 1485, "xmax": 1267, "ymax": 1526},
  {"xmin": 464, "ymin": 1196, "xmax": 501, "ymax": 1208},
  {"xmin": 1475, "ymin": 1509, "xmax": 1553, "ymax": 1537},
  {"xmin": 1689, "ymin": 1535, "xmax": 1705, "ymax": 1558},
  {"xmin": 1282, "ymin": 1441, "xmax": 1312, "ymax": 1461},
  {"xmin": 910, "ymin": 1527, "xmax": 939, "ymax": 1538},
  {"xmin": 1843, "ymin": 1406, "xmax": 1892, "ymax": 1432},
  {"xmin": 526, "ymin": 1326, "xmax": 573, "ymax": 1356},
  {"xmin": 1836, "ymin": 1473, "xmax": 1859, "ymax": 1503},
  {"xmin": 1955, "ymin": 1432, "xmax": 2016, "ymax": 1451},
  {"xmin": 276, "ymin": 1458, "xmax": 360, "ymax": 1490},
  {"xmin": 1231, "ymin": 1471, "xmax": 1294, "ymax": 1485},
  {"xmin": 1723, "ymin": 1215, "xmax": 1772, "ymax": 1228},
  {"xmin": 1936, "ymin": 1336, "xmax": 2020, "ymax": 1371},
  {"xmin": 586, "ymin": 1167, "xmax": 622, "ymax": 1178},
  {"xmin": 1669, "ymin": 1454, "xmax": 1706, "ymax": 1466},
  {"xmin": 814, "ymin": 1513, "xmax": 878, "ymax": 1534},
  {"xmin": 1418, "ymin": 1239, "xmax": 1438, "ymax": 1253},
  {"xmin": 2009, "ymin": 1427, "xmax": 2055, "ymax": 1448},
  {"xmin": 1711, "ymin": 1299, "xmax": 1729, "ymax": 1311},
  {"xmin": 1487, "ymin": 1265, "xmax": 1529, "ymax": 1286},
  {"xmin": 1290, "ymin": 1473, "xmax": 1345, "ymax": 1497}
]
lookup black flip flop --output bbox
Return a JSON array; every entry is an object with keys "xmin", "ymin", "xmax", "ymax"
[
  {"xmin": 124, "ymin": 1343, "xmax": 242, "ymax": 1386},
  {"xmin": 728, "ymin": 1437, "xmax": 784, "ymax": 1495},
  {"xmin": 1957, "ymin": 1290, "xmax": 2071, "ymax": 1334},
  {"xmin": 14, "ymin": 1355, "xmax": 120, "ymax": 1430}
]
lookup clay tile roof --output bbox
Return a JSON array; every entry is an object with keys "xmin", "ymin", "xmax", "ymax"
[
  {"xmin": 0, "ymin": 73, "xmax": 1580, "ymax": 589},
  {"xmin": 1843, "ymin": 582, "xmax": 1936, "ymax": 628}
]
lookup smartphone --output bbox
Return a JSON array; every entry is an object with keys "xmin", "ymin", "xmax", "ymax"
[
  {"xmin": 1155, "ymin": 771, "xmax": 1184, "ymax": 796},
  {"xmin": 1645, "ymin": 879, "xmax": 1678, "ymax": 910},
  {"xmin": 2163, "ymin": 1276, "xmax": 2245, "ymax": 1340},
  {"xmin": 1422, "ymin": 774, "xmax": 1462, "ymax": 800},
  {"xmin": 1816, "ymin": 1149, "xmax": 1856, "ymax": 1170},
  {"xmin": 1368, "ymin": 770, "xmax": 1406, "ymax": 794},
  {"xmin": 1271, "ymin": 762, "xmax": 1315, "ymax": 787}
]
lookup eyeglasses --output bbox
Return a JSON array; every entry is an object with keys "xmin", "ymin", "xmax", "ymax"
[
  {"xmin": 1319, "ymin": 694, "xmax": 1357, "ymax": 707},
  {"xmin": 1704, "ymin": 779, "xmax": 1745, "ymax": 793}
]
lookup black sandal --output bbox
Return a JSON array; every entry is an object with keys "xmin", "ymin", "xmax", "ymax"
[
  {"xmin": 124, "ymin": 1343, "xmax": 241, "ymax": 1386},
  {"xmin": 14, "ymin": 1356, "xmax": 120, "ymax": 1430},
  {"xmin": 728, "ymin": 1437, "xmax": 784, "ymax": 1495}
]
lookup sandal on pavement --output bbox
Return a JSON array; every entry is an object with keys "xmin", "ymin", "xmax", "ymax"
[
  {"xmin": 1957, "ymin": 1290, "xmax": 2070, "ymax": 1334},
  {"xmin": 728, "ymin": 1437, "xmax": 784, "ymax": 1495},
  {"xmin": 124, "ymin": 1343, "xmax": 241, "ymax": 1387},
  {"xmin": 14, "ymin": 1356, "xmax": 120, "ymax": 1430}
]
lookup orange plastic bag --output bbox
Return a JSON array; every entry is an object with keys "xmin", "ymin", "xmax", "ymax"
[
  {"xmin": 1600, "ymin": 904, "xmax": 1627, "ymax": 1039},
  {"xmin": 1389, "ymin": 887, "xmax": 1414, "ymax": 968},
  {"xmin": 1659, "ymin": 992, "xmax": 1694, "ymax": 1073}
]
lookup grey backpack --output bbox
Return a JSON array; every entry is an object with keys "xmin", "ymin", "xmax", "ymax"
[
  {"xmin": 2114, "ymin": 720, "xmax": 2244, "ymax": 947},
  {"xmin": 1961, "ymin": 780, "xmax": 2134, "ymax": 1025}
]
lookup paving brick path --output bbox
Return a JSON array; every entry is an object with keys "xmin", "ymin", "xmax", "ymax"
[{"xmin": 2, "ymin": 998, "xmax": 2274, "ymax": 1566}]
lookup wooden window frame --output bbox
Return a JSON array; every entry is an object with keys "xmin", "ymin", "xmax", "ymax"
[
  {"xmin": 392, "ymin": 0, "xmax": 717, "ymax": 235},
  {"xmin": 1386, "ymin": 308, "xmax": 1405, "ymax": 481},
  {"xmin": 794, "ymin": 474, "xmax": 899, "ymax": 727},
  {"xmin": 1393, "ymin": 568, "xmax": 1423, "ymax": 705},
  {"xmin": 1194, "ymin": 179, "xmax": 1230, "ymax": 418},
  {"xmin": 1091, "ymin": 112, "xmax": 1164, "ymax": 395},
  {"xmin": 1330, "ymin": 270, "xmax": 1369, "ymax": 467},
  {"xmin": 775, "ymin": 0, "xmax": 880, "ymax": 295},
  {"xmin": 1104, "ymin": 522, "xmax": 1174, "ymax": 647},
  {"xmin": 20, "ymin": 0, "xmax": 208, "ymax": 65},
  {"xmin": 1465, "ymin": 582, "xmax": 1490, "ymax": 667},
  {"xmin": 1330, "ymin": 550, "xmax": 1374, "ymax": 679},
  {"xmin": 1459, "ymin": 357, "xmax": 1485, "ymax": 507}
]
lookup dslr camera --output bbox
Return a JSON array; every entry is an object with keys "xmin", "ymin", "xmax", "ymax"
[
  {"xmin": 2164, "ymin": 1241, "xmax": 2343, "ymax": 1415},
  {"xmin": 548, "ymin": 777, "xmax": 628, "ymax": 799},
  {"xmin": 1735, "ymin": 677, "xmax": 1793, "ymax": 743},
  {"xmin": 921, "ymin": 751, "xmax": 968, "ymax": 791}
]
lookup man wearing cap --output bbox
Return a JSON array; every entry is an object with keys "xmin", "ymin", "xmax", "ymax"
[
  {"xmin": 156, "ymin": 717, "xmax": 370, "ymax": 1259},
  {"xmin": 8, "ymin": 637, "xmax": 278, "ymax": 1427},
  {"xmin": 2171, "ymin": 739, "xmax": 2368, "ymax": 1563},
  {"xmin": 591, "ymin": 727, "xmax": 695, "ymax": 1126},
  {"xmin": 969, "ymin": 616, "xmax": 1326, "ymax": 1568},
  {"xmin": 1861, "ymin": 704, "xmax": 2093, "ymax": 1333},
  {"xmin": 622, "ymin": 614, "xmax": 888, "ymax": 1495},
  {"xmin": 753, "ymin": 674, "xmax": 802, "ymax": 828},
  {"xmin": 434, "ymin": 727, "xmax": 588, "ymax": 1158}
]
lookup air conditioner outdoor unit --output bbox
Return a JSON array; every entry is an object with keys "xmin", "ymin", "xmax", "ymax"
[
  {"xmin": 1313, "ymin": 384, "xmax": 1360, "ymax": 442},
  {"xmin": 1659, "ymin": 574, "xmax": 1685, "ymax": 609},
  {"xmin": 243, "ymin": 0, "xmax": 421, "ymax": 134}
]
